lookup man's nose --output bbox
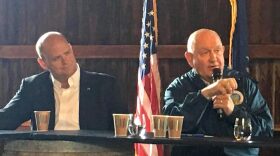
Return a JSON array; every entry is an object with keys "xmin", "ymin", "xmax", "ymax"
[
  {"xmin": 61, "ymin": 55, "xmax": 67, "ymax": 65},
  {"xmin": 209, "ymin": 50, "xmax": 217, "ymax": 61}
]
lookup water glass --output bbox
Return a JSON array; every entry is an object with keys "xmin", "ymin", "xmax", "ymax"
[
  {"xmin": 234, "ymin": 117, "xmax": 252, "ymax": 141},
  {"xmin": 127, "ymin": 114, "xmax": 143, "ymax": 136}
]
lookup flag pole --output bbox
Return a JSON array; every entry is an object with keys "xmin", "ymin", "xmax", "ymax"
[
  {"xmin": 229, "ymin": 0, "xmax": 237, "ymax": 69},
  {"xmin": 153, "ymin": 0, "xmax": 158, "ymax": 46}
]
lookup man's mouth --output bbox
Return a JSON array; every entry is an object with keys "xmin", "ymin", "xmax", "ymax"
[{"xmin": 209, "ymin": 66, "xmax": 220, "ymax": 70}]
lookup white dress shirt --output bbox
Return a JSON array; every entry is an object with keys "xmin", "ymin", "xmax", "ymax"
[{"xmin": 51, "ymin": 65, "xmax": 80, "ymax": 130}]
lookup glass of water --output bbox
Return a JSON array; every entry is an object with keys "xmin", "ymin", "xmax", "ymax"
[
  {"xmin": 127, "ymin": 114, "xmax": 143, "ymax": 136},
  {"xmin": 234, "ymin": 118, "xmax": 243, "ymax": 141},
  {"xmin": 234, "ymin": 117, "xmax": 252, "ymax": 141}
]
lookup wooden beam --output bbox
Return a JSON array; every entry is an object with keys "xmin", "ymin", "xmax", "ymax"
[
  {"xmin": 0, "ymin": 44, "xmax": 279, "ymax": 59},
  {"xmin": 275, "ymin": 124, "xmax": 280, "ymax": 131}
]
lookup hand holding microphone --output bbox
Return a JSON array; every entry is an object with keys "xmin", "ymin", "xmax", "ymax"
[
  {"xmin": 201, "ymin": 68, "xmax": 239, "ymax": 118},
  {"xmin": 213, "ymin": 94, "xmax": 235, "ymax": 117},
  {"xmin": 212, "ymin": 68, "xmax": 225, "ymax": 118},
  {"xmin": 202, "ymin": 68, "xmax": 238, "ymax": 96},
  {"xmin": 211, "ymin": 68, "xmax": 238, "ymax": 95}
]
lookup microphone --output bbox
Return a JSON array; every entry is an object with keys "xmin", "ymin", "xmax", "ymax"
[{"xmin": 212, "ymin": 68, "xmax": 223, "ymax": 118}]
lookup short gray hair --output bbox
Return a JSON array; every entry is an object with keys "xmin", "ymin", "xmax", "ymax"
[{"xmin": 35, "ymin": 31, "xmax": 63, "ymax": 58}]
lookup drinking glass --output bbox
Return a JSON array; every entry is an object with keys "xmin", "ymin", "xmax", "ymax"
[
  {"xmin": 112, "ymin": 114, "xmax": 131, "ymax": 137},
  {"xmin": 152, "ymin": 115, "xmax": 168, "ymax": 138},
  {"xmin": 127, "ymin": 114, "xmax": 143, "ymax": 136},
  {"xmin": 34, "ymin": 111, "xmax": 50, "ymax": 131},
  {"xmin": 242, "ymin": 118, "xmax": 252, "ymax": 141},
  {"xmin": 234, "ymin": 117, "xmax": 252, "ymax": 141}
]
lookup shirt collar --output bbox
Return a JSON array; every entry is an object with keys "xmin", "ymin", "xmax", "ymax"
[
  {"xmin": 201, "ymin": 78, "xmax": 211, "ymax": 86},
  {"xmin": 51, "ymin": 64, "xmax": 80, "ymax": 89},
  {"xmin": 191, "ymin": 68, "xmax": 211, "ymax": 85}
]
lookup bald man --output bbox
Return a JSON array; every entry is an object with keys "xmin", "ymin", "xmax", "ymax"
[
  {"xmin": 163, "ymin": 29, "xmax": 273, "ymax": 155},
  {"xmin": 0, "ymin": 31, "xmax": 127, "ymax": 130}
]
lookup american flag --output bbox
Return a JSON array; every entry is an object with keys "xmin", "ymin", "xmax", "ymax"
[{"xmin": 134, "ymin": 0, "xmax": 162, "ymax": 156}]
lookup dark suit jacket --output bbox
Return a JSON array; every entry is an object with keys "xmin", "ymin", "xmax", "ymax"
[{"xmin": 0, "ymin": 69, "xmax": 127, "ymax": 130}]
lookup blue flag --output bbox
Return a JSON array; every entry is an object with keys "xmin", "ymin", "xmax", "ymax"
[{"xmin": 229, "ymin": 0, "xmax": 249, "ymax": 74}]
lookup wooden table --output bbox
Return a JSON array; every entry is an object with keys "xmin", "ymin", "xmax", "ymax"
[{"xmin": 0, "ymin": 130, "xmax": 279, "ymax": 155}]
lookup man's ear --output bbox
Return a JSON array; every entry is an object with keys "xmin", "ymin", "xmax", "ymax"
[
  {"xmin": 184, "ymin": 51, "xmax": 194, "ymax": 67},
  {"xmin": 37, "ymin": 58, "xmax": 48, "ymax": 70}
]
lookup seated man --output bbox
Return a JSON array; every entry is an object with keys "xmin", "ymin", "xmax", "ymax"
[
  {"xmin": 0, "ymin": 31, "xmax": 127, "ymax": 130},
  {"xmin": 163, "ymin": 28, "xmax": 273, "ymax": 156}
]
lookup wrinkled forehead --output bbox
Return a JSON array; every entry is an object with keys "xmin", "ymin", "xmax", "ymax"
[{"xmin": 193, "ymin": 31, "xmax": 223, "ymax": 51}]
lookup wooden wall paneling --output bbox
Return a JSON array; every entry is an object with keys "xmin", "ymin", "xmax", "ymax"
[
  {"xmin": 0, "ymin": 59, "xmax": 42, "ymax": 106},
  {"xmin": 159, "ymin": 58, "xmax": 190, "ymax": 91},
  {"xmin": 157, "ymin": 0, "xmax": 231, "ymax": 44},
  {"xmin": 158, "ymin": 58, "xmax": 191, "ymax": 110},
  {"xmin": 123, "ymin": 59, "xmax": 139, "ymax": 112},
  {"xmin": 118, "ymin": 0, "xmax": 142, "ymax": 44},
  {"xmin": 273, "ymin": 60, "xmax": 280, "ymax": 130},
  {"xmin": 0, "ymin": 0, "xmax": 279, "ymax": 45},
  {"xmin": 23, "ymin": 0, "xmax": 66, "ymax": 44},
  {"xmin": 1, "ymin": 45, "xmax": 280, "ymax": 59},
  {"xmin": 66, "ymin": 0, "xmax": 116, "ymax": 44},
  {"xmin": 0, "ymin": 0, "xmax": 143, "ymax": 44},
  {"xmin": 0, "ymin": 0, "xmax": 254, "ymax": 45},
  {"xmin": 77, "ymin": 58, "xmax": 138, "ymax": 113},
  {"xmin": 250, "ymin": 59, "xmax": 279, "ymax": 130},
  {"xmin": 255, "ymin": 60, "xmax": 274, "ymax": 107},
  {"xmin": 0, "ymin": 0, "xmax": 69, "ymax": 44},
  {"xmin": 247, "ymin": 0, "xmax": 270, "ymax": 44},
  {"xmin": 247, "ymin": 0, "xmax": 280, "ymax": 44},
  {"xmin": 272, "ymin": 1, "xmax": 280, "ymax": 43}
]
